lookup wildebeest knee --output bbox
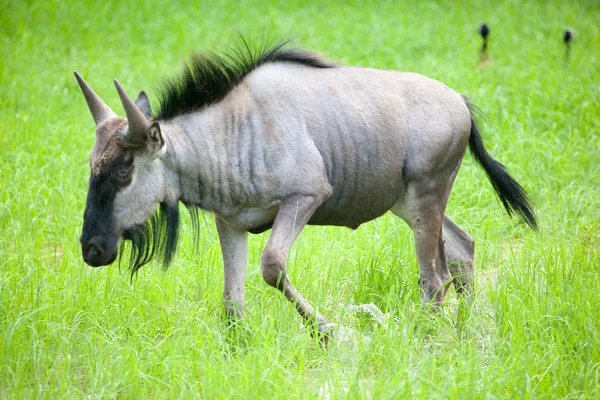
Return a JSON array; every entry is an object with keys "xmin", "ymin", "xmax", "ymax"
[{"xmin": 260, "ymin": 249, "xmax": 287, "ymax": 288}]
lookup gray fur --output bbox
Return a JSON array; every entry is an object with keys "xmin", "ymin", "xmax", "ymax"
[{"xmin": 78, "ymin": 59, "xmax": 528, "ymax": 335}]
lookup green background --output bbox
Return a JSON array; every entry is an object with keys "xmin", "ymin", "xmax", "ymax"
[{"xmin": 1, "ymin": 0, "xmax": 599, "ymax": 398}]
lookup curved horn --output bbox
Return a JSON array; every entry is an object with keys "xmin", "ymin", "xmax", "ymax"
[
  {"xmin": 114, "ymin": 79, "xmax": 150, "ymax": 143},
  {"xmin": 74, "ymin": 71, "xmax": 116, "ymax": 126}
]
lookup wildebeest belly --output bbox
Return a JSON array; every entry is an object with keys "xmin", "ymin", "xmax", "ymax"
[
  {"xmin": 308, "ymin": 133, "xmax": 406, "ymax": 229},
  {"xmin": 303, "ymin": 95, "xmax": 407, "ymax": 228},
  {"xmin": 308, "ymin": 172, "xmax": 403, "ymax": 229}
]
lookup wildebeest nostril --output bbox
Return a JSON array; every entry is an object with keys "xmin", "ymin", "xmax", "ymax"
[{"xmin": 86, "ymin": 243, "xmax": 101, "ymax": 260}]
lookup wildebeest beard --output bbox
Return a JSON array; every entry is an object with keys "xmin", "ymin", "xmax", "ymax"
[{"xmin": 121, "ymin": 202, "xmax": 188, "ymax": 277}]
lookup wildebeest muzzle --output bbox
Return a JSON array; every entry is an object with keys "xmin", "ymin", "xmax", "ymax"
[{"xmin": 81, "ymin": 234, "xmax": 118, "ymax": 267}]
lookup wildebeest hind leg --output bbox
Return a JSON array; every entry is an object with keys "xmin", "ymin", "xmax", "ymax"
[
  {"xmin": 260, "ymin": 195, "xmax": 333, "ymax": 338},
  {"xmin": 394, "ymin": 182, "xmax": 452, "ymax": 308},
  {"xmin": 443, "ymin": 215, "xmax": 475, "ymax": 303}
]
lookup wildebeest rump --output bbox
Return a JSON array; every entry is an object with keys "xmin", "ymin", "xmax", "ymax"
[{"xmin": 76, "ymin": 39, "xmax": 536, "ymax": 335}]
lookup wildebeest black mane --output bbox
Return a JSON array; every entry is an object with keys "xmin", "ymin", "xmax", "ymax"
[{"xmin": 154, "ymin": 37, "xmax": 335, "ymax": 121}]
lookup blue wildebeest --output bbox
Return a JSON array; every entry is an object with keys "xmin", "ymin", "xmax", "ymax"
[{"xmin": 76, "ymin": 40, "xmax": 536, "ymax": 335}]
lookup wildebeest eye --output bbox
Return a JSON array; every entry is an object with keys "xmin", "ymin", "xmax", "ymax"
[{"xmin": 116, "ymin": 169, "xmax": 131, "ymax": 182}]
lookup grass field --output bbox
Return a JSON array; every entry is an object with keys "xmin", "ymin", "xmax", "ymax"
[{"xmin": 1, "ymin": 0, "xmax": 599, "ymax": 398}]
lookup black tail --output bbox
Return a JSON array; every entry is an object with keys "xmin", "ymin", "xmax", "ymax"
[{"xmin": 466, "ymin": 103, "xmax": 537, "ymax": 230}]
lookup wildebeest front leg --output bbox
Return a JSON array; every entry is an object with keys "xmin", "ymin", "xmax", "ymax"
[
  {"xmin": 442, "ymin": 215, "xmax": 475, "ymax": 301},
  {"xmin": 260, "ymin": 195, "xmax": 332, "ymax": 335},
  {"xmin": 216, "ymin": 217, "xmax": 248, "ymax": 321}
]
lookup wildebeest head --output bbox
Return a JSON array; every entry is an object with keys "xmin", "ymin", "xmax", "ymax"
[{"xmin": 75, "ymin": 72, "xmax": 173, "ymax": 270}]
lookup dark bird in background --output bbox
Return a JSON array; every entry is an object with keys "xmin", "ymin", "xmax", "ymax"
[
  {"xmin": 564, "ymin": 29, "xmax": 573, "ymax": 45},
  {"xmin": 564, "ymin": 28, "xmax": 573, "ymax": 64},
  {"xmin": 478, "ymin": 23, "xmax": 491, "ymax": 66},
  {"xmin": 479, "ymin": 23, "xmax": 490, "ymax": 51}
]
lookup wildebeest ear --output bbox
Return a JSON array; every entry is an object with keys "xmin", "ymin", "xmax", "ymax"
[
  {"xmin": 135, "ymin": 91, "xmax": 152, "ymax": 119},
  {"xmin": 146, "ymin": 121, "xmax": 164, "ymax": 154}
]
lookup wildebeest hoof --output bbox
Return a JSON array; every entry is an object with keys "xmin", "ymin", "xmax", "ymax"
[{"xmin": 312, "ymin": 322, "xmax": 335, "ymax": 347}]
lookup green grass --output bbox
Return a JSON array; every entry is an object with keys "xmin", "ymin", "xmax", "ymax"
[{"xmin": 1, "ymin": 0, "xmax": 600, "ymax": 397}]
